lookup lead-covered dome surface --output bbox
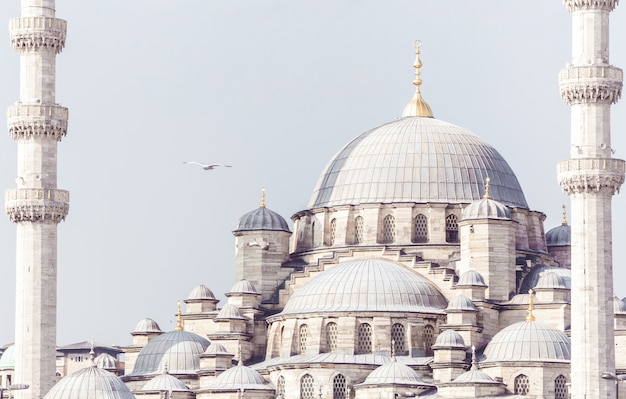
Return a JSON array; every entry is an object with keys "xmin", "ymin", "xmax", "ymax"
[
  {"xmin": 44, "ymin": 365, "xmax": 136, "ymax": 399},
  {"xmin": 0, "ymin": 345, "xmax": 14, "ymax": 370},
  {"xmin": 208, "ymin": 362, "xmax": 271, "ymax": 390},
  {"xmin": 546, "ymin": 223, "xmax": 571, "ymax": 246},
  {"xmin": 279, "ymin": 259, "xmax": 447, "ymax": 315},
  {"xmin": 361, "ymin": 360, "xmax": 430, "ymax": 385},
  {"xmin": 461, "ymin": 198, "xmax": 511, "ymax": 220},
  {"xmin": 308, "ymin": 117, "xmax": 528, "ymax": 209},
  {"xmin": 234, "ymin": 207, "xmax": 290, "ymax": 233},
  {"xmin": 132, "ymin": 318, "xmax": 163, "ymax": 334}
]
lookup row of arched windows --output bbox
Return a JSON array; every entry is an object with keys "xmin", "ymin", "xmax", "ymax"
[
  {"xmin": 323, "ymin": 214, "xmax": 460, "ymax": 246},
  {"xmin": 277, "ymin": 374, "xmax": 349, "ymax": 399},
  {"xmin": 513, "ymin": 374, "xmax": 568, "ymax": 398}
]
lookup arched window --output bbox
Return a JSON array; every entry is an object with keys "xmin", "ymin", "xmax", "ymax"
[
  {"xmin": 555, "ymin": 375, "xmax": 568, "ymax": 399},
  {"xmin": 330, "ymin": 218, "xmax": 337, "ymax": 246},
  {"xmin": 301, "ymin": 374, "xmax": 315, "ymax": 399},
  {"xmin": 423, "ymin": 325, "xmax": 435, "ymax": 356},
  {"xmin": 326, "ymin": 322, "xmax": 338, "ymax": 353},
  {"xmin": 333, "ymin": 374, "xmax": 347, "ymax": 399},
  {"xmin": 445, "ymin": 214, "xmax": 459, "ymax": 243},
  {"xmin": 391, "ymin": 323, "xmax": 405, "ymax": 355},
  {"xmin": 277, "ymin": 376, "xmax": 286, "ymax": 399},
  {"xmin": 357, "ymin": 323, "xmax": 372, "ymax": 354},
  {"xmin": 311, "ymin": 221, "xmax": 316, "ymax": 247},
  {"xmin": 514, "ymin": 374, "xmax": 530, "ymax": 395},
  {"xmin": 354, "ymin": 216, "xmax": 364, "ymax": 244},
  {"xmin": 413, "ymin": 214, "xmax": 428, "ymax": 243},
  {"xmin": 298, "ymin": 324, "xmax": 308, "ymax": 354},
  {"xmin": 382, "ymin": 215, "xmax": 396, "ymax": 244}
]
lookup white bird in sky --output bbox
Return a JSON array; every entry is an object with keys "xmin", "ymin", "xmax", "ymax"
[{"xmin": 182, "ymin": 161, "xmax": 232, "ymax": 170}]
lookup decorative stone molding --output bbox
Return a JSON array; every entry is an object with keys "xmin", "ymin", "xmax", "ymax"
[
  {"xmin": 557, "ymin": 158, "xmax": 625, "ymax": 194},
  {"xmin": 9, "ymin": 17, "xmax": 67, "ymax": 54},
  {"xmin": 563, "ymin": 0, "xmax": 618, "ymax": 12},
  {"xmin": 5, "ymin": 188, "xmax": 70, "ymax": 223},
  {"xmin": 7, "ymin": 105, "xmax": 68, "ymax": 140},
  {"xmin": 559, "ymin": 66, "xmax": 623, "ymax": 105}
]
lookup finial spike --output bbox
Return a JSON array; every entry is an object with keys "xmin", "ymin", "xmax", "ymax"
[
  {"xmin": 260, "ymin": 187, "xmax": 266, "ymax": 208},
  {"xmin": 483, "ymin": 177, "xmax": 492, "ymax": 199},
  {"xmin": 175, "ymin": 301, "xmax": 184, "ymax": 331},
  {"xmin": 391, "ymin": 339, "xmax": 396, "ymax": 360},
  {"xmin": 471, "ymin": 345, "xmax": 478, "ymax": 370},
  {"xmin": 562, "ymin": 204, "xmax": 568, "ymax": 225},
  {"xmin": 238, "ymin": 345, "xmax": 243, "ymax": 366},
  {"xmin": 526, "ymin": 289, "xmax": 536, "ymax": 321},
  {"xmin": 402, "ymin": 41, "xmax": 433, "ymax": 118}
]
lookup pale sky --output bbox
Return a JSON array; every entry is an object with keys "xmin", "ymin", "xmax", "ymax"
[{"xmin": 0, "ymin": 1, "xmax": 625, "ymax": 347}]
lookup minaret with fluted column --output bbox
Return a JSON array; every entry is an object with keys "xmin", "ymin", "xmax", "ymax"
[
  {"xmin": 4, "ymin": 1, "xmax": 69, "ymax": 398},
  {"xmin": 557, "ymin": 1, "xmax": 623, "ymax": 397}
]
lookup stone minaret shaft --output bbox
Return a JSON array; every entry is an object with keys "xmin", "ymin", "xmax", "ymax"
[
  {"xmin": 558, "ymin": 1, "xmax": 623, "ymax": 398},
  {"xmin": 5, "ymin": 1, "xmax": 69, "ymax": 398}
]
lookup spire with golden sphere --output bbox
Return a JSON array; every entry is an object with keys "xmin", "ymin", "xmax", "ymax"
[
  {"xmin": 260, "ymin": 187, "xmax": 266, "ymax": 209},
  {"xmin": 402, "ymin": 41, "xmax": 434, "ymax": 118},
  {"xmin": 483, "ymin": 177, "xmax": 492, "ymax": 199},
  {"xmin": 526, "ymin": 289, "xmax": 536, "ymax": 322},
  {"xmin": 561, "ymin": 204, "xmax": 568, "ymax": 225}
]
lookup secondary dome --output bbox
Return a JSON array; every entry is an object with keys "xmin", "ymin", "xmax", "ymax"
[
  {"xmin": 308, "ymin": 117, "xmax": 528, "ymax": 209},
  {"xmin": 279, "ymin": 259, "xmax": 447, "ymax": 315},
  {"xmin": 234, "ymin": 206, "xmax": 290, "ymax": 233},
  {"xmin": 461, "ymin": 198, "xmax": 511, "ymax": 220},
  {"xmin": 546, "ymin": 223, "xmax": 571, "ymax": 246},
  {"xmin": 44, "ymin": 364, "xmax": 136, "ymax": 399},
  {"xmin": 361, "ymin": 360, "xmax": 429, "ymax": 385},
  {"xmin": 0, "ymin": 345, "xmax": 14, "ymax": 370}
]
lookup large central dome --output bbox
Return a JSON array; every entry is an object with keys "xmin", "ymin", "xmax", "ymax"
[{"xmin": 308, "ymin": 116, "xmax": 528, "ymax": 209}]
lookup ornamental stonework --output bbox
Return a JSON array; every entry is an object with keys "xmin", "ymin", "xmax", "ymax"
[
  {"xmin": 557, "ymin": 158, "xmax": 625, "ymax": 194},
  {"xmin": 563, "ymin": 0, "xmax": 618, "ymax": 12},
  {"xmin": 559, "ymin": 66, "xmax": 623, "ymax": 105},
  {"xmin": 7, "ymin": 105, "xmax": 68, "ymax": 141},
  {"xmin": 5, "ymin": 188, "xmax": 70, "ymax": 223},
  {"xmin": 9, "ymin": 17, "xmax": 67, "ymax": 54}
]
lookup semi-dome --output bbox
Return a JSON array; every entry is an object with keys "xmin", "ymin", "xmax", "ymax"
[
  {"xmin": 446, "ymin": 295, "xmax": 476, "ymax": 311},
  {"xmin": 461, "ymin": 197, "xmax": 511, "ymax": 220},
  {"xmin": 546, "ymin": 223, "xmax": 571, "ymax": 246},
  {"xmin": 482, "ymin": 320, "xmax": 571, "ymax": 362},
  {"xmin": 129, "ymin": 330, "xmax": 210, "ymax": 376},
  {"xmin": 457, "ymin": 270, "xmax": 487, "ymax": 287},
  {"xmin": 432, "ymin": 330, "xmax": 466, "ymax": 349},
  {"xmin": 308, "ymin": 117, "xmax": 528, "ymax": 209},
  {"xmin": 132, "ymin": 318, "xmax": 163, "ymax": 334},
  {"xmin": 44, "ymin": 364, "xmax": 136, "ymax": 399},
  {"xmin": 0, "ymin": 345, "xmax": 14, "ymax": 370},
  {"xmin": 361, "ymin": 360, "xmax": 430, "ymax": 385},
  {"xmin": 234, "ymin": 206, "xmax": 290, "ymax": 233},
  {"xmin": 187, "ymin": 284, "xmax": 215, "ymax": 300},
  {"xmin": 279, "ymin": 259, "xmax": 447, "ymax": 316}
]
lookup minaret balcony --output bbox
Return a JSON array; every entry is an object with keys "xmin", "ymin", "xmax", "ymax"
[
  {"xmin": 5, "ymin": 188, "xmax": 70, "ymax": 223},
  {"xmin": 563, "ymin": 0, "xmax": 618, "ymax": 12},
  {"xmin": 9, "ymin": 17, "xmax": 67, "ymax": 54},
  {"xmin": 557, "ymin": 158, "xmax": 625, "ymax": 194},
  {"xmin": 559, "ymin": 65, "xmax": 622, "ymax": 105},
  {"xmin": 7, "ymin": 104, "xmax": 68, "ymax": 140}
]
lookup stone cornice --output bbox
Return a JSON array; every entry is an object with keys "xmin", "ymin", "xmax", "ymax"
[
  {"xmin": 9, "ymin": 17, "xmax": 67, "ymax": 54},
  {"xmin": 7, "ymin": 104, "xmax": 68, "ymax": 141},
  {"xmin": 559, "ymin": 66, "xmax": 623, "ymax": 105},
  {"xmin": 557, "ymin": 158, "xmax": 625, "ymax": 194},
  {"xmin": 5, "ymin": 188, "xmax": 69, "ymax": 223},
  {"xmin": 563, "ymin": 0, "xmax": 618, "ymax": 12}
]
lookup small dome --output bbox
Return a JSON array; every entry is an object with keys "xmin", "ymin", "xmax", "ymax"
[
  {"xmin": 234, "ymin": 207, "xmax": 290, "ymax": 233},
  {"xmin": 432, "ymin": 330, "xmax": 466, "ymax": 349},
  {"xmin": 506, "ymin": 294, "xmax": 531, "ymax": 305},
  {"xmin": 204, "ymin": 343, "xmax": 231, "ymax": 355},
  {"xmin": 132, "ymin": 318, "xmax": 163, "ymax": 334},
  {"xmin": 0, "ymin": 345, "xmax": 14, "ymax": 370},
  {"xmin": 44, "ymin": 365, "xmax": 136, "ymax": 399},
  {"xmin": 456, "ymin": 270, "xmax": 487, "ymax": 287},
  {"xmin": 483, "ymin": 320, "xmax": 571, "ymax": 362},
  {"xmin": 94, "ymin": 353, "xmax": 118, "ymax": 370},
  {"xmin": 142, "ymin": 370, "xmax": 190, "ymax": 392},
  {"xmin": 446, "ymin": 295, "xmax": 476, "ymax": 311},
  {"xmin": 461, "ymin": 198, "xmax": 511, "ymax": 220},
  {"xmin": 535, "ymin": 271, "xmax": 568, "ymax": 289},
  {"xmin": 519, "ymin": 266, "xmax": 571, "ymax": 293},
  {"xmin": 546, "ymin": 224, "xmax": 571, "ymax": 246},
  {"xmin": 279, "ymin": 259, "xmax": 448, "ymax": 316},
  {"xmin": 187, "ymin": 285, "xmax": 215, "ymax": 300},
  {"xmin": 614, "ymin": 296, "xmax": 626, "ymax": 314},
  {"xmin": 216, "ymin": 304, "xmax": 245, "ymax": 320},
  {"xmin": 453, "ymin": 368, "xmax": 497, "ymax": 384},
  {"xmin": 208, "ymin": 362, "xmax": 271, "ymax": 390},
  {"xmin": 362, "ymin": 361, "xmax": 428, "ymax": 385},
  {"xmin": 130, "ymin": 330, "xmax": 210, "ymax": 376},
  {"xmin": 229, "ymin": 279, "xmax": 259, "ymax": 294}
]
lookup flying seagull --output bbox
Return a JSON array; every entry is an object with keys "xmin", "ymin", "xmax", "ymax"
[{"xmin": 182, "ymin": 161, "xmax": 232, "ymax": 170}]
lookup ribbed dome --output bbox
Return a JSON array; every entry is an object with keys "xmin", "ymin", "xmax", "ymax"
[
  {"xmin": 483, "ymin": 320, "xmax": 571, "ymax": 362},
  {"xmin": 234, "ymin": 207, "xmax": 290, "ymax": 233},
  {"xmin": 204, "ymin": 342, "xmax": 230, "ymax": 355},
  {"xmin": 216, "ymin": 304, "xmax": 245, "ymax": 320},
  {"xmin": 308, "ymin": 117, "xmax": 528, "ymax": 209},
  {"xmin": 519, "ymin": 266, "xmax": 571, "ymax": 293},
  {"xmin": 209, "ymin": 362, "xmax": 270, "ymax": 390},
  {"xmin": 229, "ymin": 279, "xmax": 259, "ymax": 294},
  {"xmin": 44, "ymin": 365, "xmax": 136, "ymax": 399},
  {"xmin": 132, "ymin": 318, "xmax": 163, "ymax": 334},
  {"xmin": 614, "ymin": 296, "xmax": 626, "ymax": 314},
  {"xmin": 432, "ymin": 330, "xmax": 466, "ymax": 349},
  {"xmin": 461, "ymin": 198, "xmax": 511, "ymax": 220},
  {"xmin": 457, "ymin": 270, "xmax": 487, "ymax": 287},
  {"xmin": 279, "ymin": 259, "xmax": 448, "ymax": 315},
  {"xmin": 187, "ymin": 285, "xmax": 215, "ymax": 300},
  {"xmin": 535, "ymin": 271, "xmax": 568, "ymax": 289},
  {"xmin": 453, "ymin": 367, "xmax": 497, "ymax": 384},
  {"xmin": 94, "ymin": 353, "xmax": 118, "ymax": 370},
  {"xmin": 130, "ymin": 330, "xmax": 210, "ymax": 376},
  {"xmin": 446, "ymin": 295, "xmax": 476, "ymax": 311},
  {"xmin": 142, "ymin": 371, "xmax": 189, "ymax": 392},
  {"xmin": 362, "ymin": 360, "xmax": 428, "ymax": 385},
  {"xmin": 546, "ymin": 224, "xmax": 571, "ymax": 246},
  {"xmin": 0, "ymin": 345, "xmax": 14, "ymax": 370}
]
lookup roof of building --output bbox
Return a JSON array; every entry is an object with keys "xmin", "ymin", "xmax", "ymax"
[
  {"xmin": 461, "ymin": 197, "xmax": 511, "ymax": 220},
  {"xmin": 519, "ymin": 266, "xmax": 571, "ymax": 293},
  {"xmin": 206, "ymin": 361, "xmax": 272, "ymax": 391},
  {"xmin": 57, "ymin": 341, "xmax": 123, "ymax": 354},
  {"xmin": 44, "ymin": 364, "xmax": 136, "ymax": 399},
  {"xmin": 307, "ymin": 116, "xmax": 528, "ymax": 209},
  {"xmin": 278, "ymin": 259, "xmax": 448, "ymax": 316},
  {"xmin": 546, "ymin": 224, "xmax": 571, "ymax": 246},
  {"xmin": 535, "ymin": 271, "xmax": 568, "ymax": 290},
  {"xmin": 187, "ymin": 284, "xmax": 216, "ymax": 300},
  {"xmin": 0, "ymin": 344, "xmax": 14, "ymax": 370},
  {"xmin": 132, "ymin": 318, "xmax": 163, "ymax": 334},
  {"xmin": 229, "ymin": 279, "xmax": 259, "ymax": 295},
  {"xmin": 141, "ymin": 369, "xmax": 190, "ymax": 392},
  {"xmin": 94, "ymin": 353, "xmax": 118, "ymax": 370},
  {"xmin": 216, "ymin": 304, "xmax": 246, "ymax": 320},
  {"xmin": 432, "ymin": 330, "xmax": 466, "ymax": 349},
  {"xmin": 360, "ymin": 359, "xmax": 432, "ymax": 386},
  {"xmin": 234, "ymin": 206, "xmax": 290, "ymax": 233},
  {"xmin": 456, "ymin": 270, "xmax": 487, "ymax": 287},
  {"xmin": 446, "ymin": 295, "xmax": 476, "ymax": 311}
]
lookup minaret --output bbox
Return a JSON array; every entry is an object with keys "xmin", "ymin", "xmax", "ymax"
[
  {"xmin": 557, "ymin": 1, "xmax": 623, "ymax": 397},
  {"xmin": 4, "ymin": 1, "xmax": 69, "ymax": 398}
]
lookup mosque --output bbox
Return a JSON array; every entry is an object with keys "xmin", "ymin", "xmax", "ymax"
[{"xmin": 3, "ymin": 1, "xmax": 626, "ymax": 399}]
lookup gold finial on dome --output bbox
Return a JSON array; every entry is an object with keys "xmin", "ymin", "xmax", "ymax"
[
  {"xmin": 175, "ymin": 301, "xmax": 184, "ymax": 331},
  {"xmin": 526, "ymin": 289, "xmax": 536, "ymax": 321},
  {"xmin": 260, "ymin": 187, "xmax": 266, "ymax": 208},
  {"xmin": 402, "ymin": 41, "xmax": 434, "ymax": 118},
  {"xmin": 562, "ymin": 204, "xmax": 568, "ymax": 225},
  {"xmin": 483, "ymin": 177, "xmax": 492, "ymax": 199}
]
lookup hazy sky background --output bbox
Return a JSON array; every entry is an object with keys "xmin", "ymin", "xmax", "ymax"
[{"xmin": 0, "ymin": 1, "xmax": 625, "ymax": 347}]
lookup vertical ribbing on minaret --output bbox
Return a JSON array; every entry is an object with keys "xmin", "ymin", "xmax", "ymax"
[
  {"xmin": 5, "ymin": 1, "xmax": 69, "ymax": 398},
  {"xmin": 558, "ymin": 1, "xmax": 623, "ymax": 398}
]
